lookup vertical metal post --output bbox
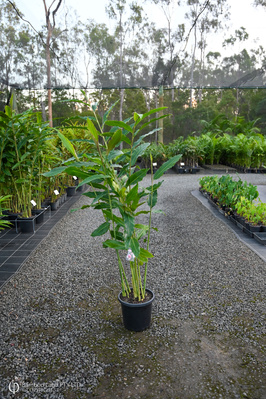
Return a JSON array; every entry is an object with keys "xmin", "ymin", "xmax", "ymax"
[{"xmin": 158, "ymin": 86, "xmax": 164, "ymax": 144}]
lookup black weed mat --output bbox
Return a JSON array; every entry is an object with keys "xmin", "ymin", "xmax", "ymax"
[{"xmin": 0, "ymin": 193, "xmax": 81, "ymax": 289}]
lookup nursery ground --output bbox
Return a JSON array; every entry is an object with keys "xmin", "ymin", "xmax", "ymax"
[{"xmin": 0, "ymin": 173, "xmax": 265, "ymax": 399}]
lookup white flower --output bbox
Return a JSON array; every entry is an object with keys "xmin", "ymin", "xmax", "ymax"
[{"xmin": 126, "ymin": 248, "xmax": 135, "ymax": 261}]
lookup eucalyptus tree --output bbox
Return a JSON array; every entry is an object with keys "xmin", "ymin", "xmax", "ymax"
[
  {"xmin": 184, "ymin": 0, "xmax": 229, "ymax": 107},
  {"xmin": 0, "ymin": 0, "xmax": 22, "ymax": 105},
  {"xmin": 253, "ymin": 0, "xmax": 266, "ymax": 6},
  {"xmin": 84, "ymin": 21, "xmax": 117, "ymax": 88},
  {"xmin": 42, "ymin": 0, "xmax": 63, "ymax": 127},
  {"xmin": 16, "ymin": 26, "xmax": 46, "ymax": 94},
  {"xmin": 105, "ymin": 0, "xmax": 145, "ymax": 125},
  {"xmin": 149, "ymin": 0, "xmax": 185, "ymax": 102}
]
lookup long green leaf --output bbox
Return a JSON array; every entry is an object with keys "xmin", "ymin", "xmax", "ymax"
[
  {"xmin": 131, "ymin": 143, "xmax": 150, "ymax": 165},
  {"xmin": 105, "ymin": 120, "xmax": 134, "ymax": 133},
  {"xmin": 138, "ymin": 248, "xmax": 153, "ymax": 261},
  {"xmin": 154, "ymin": 154, "xmax": 182, "ymax": 179},
  {"xmin": 87, "ymin": 118, "xmax": 99, "ymax": 144},
  {"xmin": 64, "ymin": 167, "xmax": 91, "ymax": 180},
  {"xmin": 43, "ymin": 166, "xmax": 68, "ymax": 177},
  {"xmin": 126, "ymin": 184, "xmax": 139, "ymax": 203},
  {"xmin": 126, "ymin": 169, "xmax": 149, "ymax": 187},
  {"xmin": 148, "ymin": 189, "xmax": 158, "ymax": 208},
  {"xmin": 102, "ymin": 100, "xmax": 119, "ymax": 127},
  {"xmin": 129, "ymin": 237, "xmax": 140, "ymax": 258},
  {"xmin": 58, "ymin": 132, "xmax": 78, "ymax": 160},
  {"xmin": 123, "ymin": 212, "xmax": 134, "ymax": 238},
  {"xmin": 103, "ymin": 239, "xmax": 126, "ymax": 250},
  {"xmin": 107, "ymin": 129, "xmax": 122, "ymax": 154},
  {"xmin": 134, "ymin": 107, "xmax": 168, "ymax": 125},
  {"xmin": 139, "ymin": 114, "xmax": 171, "ymax": 132},
  {"xmin": 77, "ymin": 174, "xmax": 107, "ymax": 187},
  {"xmin": 91, "ymin": 222, "xmax": 110, "ymax": 237}
]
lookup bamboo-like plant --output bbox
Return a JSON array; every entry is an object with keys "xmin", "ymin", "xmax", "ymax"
[
  {"xmin": 0, "ymin": 101, "xmax": 54, "ymax": 217},
  {"xmin": 0, "ymin": 195, "xmax": 12, "ymax": 231},
  {"xmin": 44, "ymin": 96, "xmax": 181, "ymax": 302}
]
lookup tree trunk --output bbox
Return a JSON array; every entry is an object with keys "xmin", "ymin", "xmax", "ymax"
[
  {"xmin": 46, "ymin": 28, "xmax": 53, "ymax": 127},
  {"xmin": 43, "ymin": 0, "xmax": 62, "ymax": 127}
]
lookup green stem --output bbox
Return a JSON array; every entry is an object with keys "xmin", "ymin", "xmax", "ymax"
[
  {"xmin": 117, "ymin": 250, "xmax": 130, "ymax": 296},
  {"xmin": 144, "ymin": 155, "xmax": 154, "ymax": 292}
]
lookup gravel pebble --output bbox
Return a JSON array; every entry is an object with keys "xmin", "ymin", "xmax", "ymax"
[{"xmin": 0, "ymin": 173, "xmax": 265, "ymax": 399}]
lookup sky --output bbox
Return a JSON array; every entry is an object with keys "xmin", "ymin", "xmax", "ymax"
[{"xmin": 13, "ymin": 0, "xmax": 266, "ymax": 56}]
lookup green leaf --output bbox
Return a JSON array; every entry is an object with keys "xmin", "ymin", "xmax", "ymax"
[
  {"xmin": 91, "ymin": 222, "xmax": 110, "ymax": 237},
  {"xmin": 152, "ymin": 209, "xmax": 165, "ymax": 214},
  {"xmin": 103, "ymin": 239, "xmax": 125, "ymax": 250},
  {"xmin": 129, "ymin": 237, "xmax": 140, "ymax": 257},
  {"xmin": 126, "ymin": 169, "xmax": 149, "ymax": 187},
  {"xmin": 43, "ymin": 166, "xmax": 68, "ymax": 177},
  {"xmin": 148, "ymin": 189, "xmax": 158, "ymax": 208},
  {"xmin": 132, "ymin": 129, "xmax": 160, "ymax": 148},
  {"xmin": 102, "ymin": 100, "xmax": 120, "ymax": 127},
  {"xmin": 131, "ymin": 143, "xmax": 150, "ymax": 165},
  {"xmin": 126, "ymin": 184, "xmax": 139, "ymax": 203},
  {"xmin": 105, "ymin": 120, "xmax": 133, "ymax": 133},
  {"xmin": 87, "ymin": 118, "xmax": 99, "ymax": 144},
  {"xmin": 92, "ymin": 191, "xmax": 109, "ymax": 205},
  {"xmin": 134, "ymin": 112, "xmax": 142, "ymax": 122},
  {"xmin": 123, "ymin": 212, "xmax": 134, "ymax": 238},
  {"xmin": 139, "ymin": 114, "xmax": 171, "ymax": 132},
  {"xmin": 107, "ymin": 129, "xmax": 122, "ymax": 154},
  {"xmin": 77, "ymin": 174, "xmax": 107, "ymax": 187},
  {"xmin": 138, "ymin": 248, "xmax": 154, "ymax": 261},
  {"xmin": 108, "ymin": 149, "xmax": 123, "ymax": 161},
  {"xmin": 58, "ymin": 132, "xmax": 78, "ymax": 160},
  {"xmin": 64, "ymin": 167, "xmax": 90, "ymax": 180},
  {"xmin": 154, "ymin": 154, "xmax": 182, "ymax": 179},
  {"xmin": 121, "ymin": 134, "xmax": 131, "ymax": 145},
  {"xmin": 136, "ymin": 107, "xmax": 168, "ymax": 125}
]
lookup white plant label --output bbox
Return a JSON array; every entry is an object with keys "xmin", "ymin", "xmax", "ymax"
[
  {"xmin": 153, "ymin": 162, "xmax": 157, "ymax": 167},
  {"xmin": 73, "ymin": 176, "xmax": 78, "ymax": 180},
  {"xmin": 54, "ymin": 190, "xmax": 59, "ymax": 195},
  {"xmin": 30, "ymin": 200, "xmax": 37, "ymax": 206},
  {"xmin": 180, "ymin": 162, "xmax": 185, "ymax": 166}
]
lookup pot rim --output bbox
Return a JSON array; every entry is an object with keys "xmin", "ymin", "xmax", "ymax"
[{"xmin": 118, "ymin": 288, "xmax": 154, "ymax": 308}]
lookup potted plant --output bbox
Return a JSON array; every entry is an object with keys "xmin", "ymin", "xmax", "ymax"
[
  {"xmin": 0, "ymin": 195, "xmax": 12, "ymax": 231},
  {"xmin": 44, "ymin": 95, "xmax": 181, "ymax": 331}
]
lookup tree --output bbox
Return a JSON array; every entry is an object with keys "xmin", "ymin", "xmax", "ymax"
[
  {"xmin": 43, "ymin": 0, "xmax": 63, "ymax": 127},
  {"xmin": 105, "ymin": 0, "xmax": 145, "ymax": 126},
  {"xmin": 185, "ymin": 0, "xmax": 229, "ymax": 107}
]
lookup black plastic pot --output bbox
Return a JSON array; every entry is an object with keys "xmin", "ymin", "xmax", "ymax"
[
  {"xmin": 118, "ymin": 289, "xmax": 154, "ymax": 332},
  {"xmin": 50, "ymin": 199, "xmax": 59, "ymax": 211},
  {"xmin": 16, "ymin": 216, "xmax": 36, "ymax": 233},
  {"xmin": 66, "ymin": 186, "xmax": 76, "ymax": 196},
  {"xmin": 31, "ymin": 209, "xmax": 44, "ymax": 224}
]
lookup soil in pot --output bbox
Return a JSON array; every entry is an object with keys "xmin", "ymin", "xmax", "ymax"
[{"xmin": 118, "ymin": 289, "xmax": 154, "ymax": 332}]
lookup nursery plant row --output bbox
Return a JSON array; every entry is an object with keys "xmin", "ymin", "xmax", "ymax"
[
  {"xmin": 199, "ymin": 175, "xmax": 266, "ymax": 245},
  {"xmin": 144, "ymin": 116, "xmax": 266, "ymax": 172},
  {"xmin": 1, "ymin": 101, "xmax": 265, "ymax": 232},
  {"xmin": 0, "ymin": 103, "xmax": 87, "ymax": 232}
]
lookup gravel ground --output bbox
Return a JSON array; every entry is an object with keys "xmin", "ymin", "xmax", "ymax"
[{"xmin": 0, "ymin": 173, "xmax": 265, "ymax": 399}]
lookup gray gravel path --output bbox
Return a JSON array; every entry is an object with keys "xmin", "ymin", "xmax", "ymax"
[{"xmin": 0, "ymin": 173, "xmax": 265, "ymax": 399}]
